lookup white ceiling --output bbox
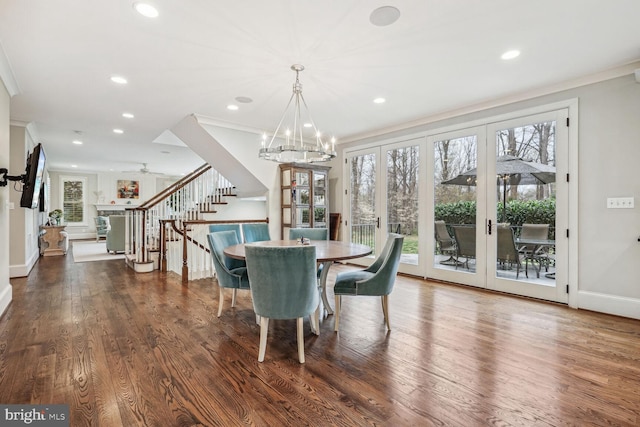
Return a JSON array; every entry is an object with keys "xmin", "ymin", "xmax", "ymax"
[{"xmin": 1, "ymin": 0, "xmax": 639, "ymax": 176}]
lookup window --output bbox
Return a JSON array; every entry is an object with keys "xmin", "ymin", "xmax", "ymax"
[{"xmin": 60, "ymin": 176, "xmax": 87, "ymax": 225}]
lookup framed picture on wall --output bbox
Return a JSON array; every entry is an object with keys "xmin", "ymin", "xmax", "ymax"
[{"xmin": 117, "ymin": 180, "xmax": 139, "ymax": 199}]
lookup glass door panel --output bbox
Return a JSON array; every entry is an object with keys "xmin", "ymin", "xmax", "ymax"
[
  {"xmin": 347, "ymin": 150, "xmax": 378, "ymax": 257},
  {"xmin": 486, "ymin": 110, "xmax": 568, "ymax": 303},
  {"xmin": 428, "ymin": 127, "xmax": 486, "ymax": 288},
  {"xmin": 386, "ymin": 144, "xmax": 419, "ymax": 267}
]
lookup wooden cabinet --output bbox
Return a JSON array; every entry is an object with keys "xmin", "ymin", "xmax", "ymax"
[{"xmin": 279, "ymin": 163, "xmax": 330, "ymax": 239}]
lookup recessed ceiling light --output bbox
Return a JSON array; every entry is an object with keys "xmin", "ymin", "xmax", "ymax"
[
  {"xmin": 370, "ymin": 6, "xmax": 401, "ymax": 26},
  {"xmin": 373, "ymin": 97, "xmax": 386, "ymax": 104},
  {"xmin": 113, "ymin": 129, "xmax": 124, "ymax": 134},
  {"xmin": 501, "ymin": 50, "xmax": 520, "ymax": 60},
  {"xmin": 227, "ymin": 104, "xmax": 239, "ymax": 111},
  {"xmin": 303, "ymin": 123, "xmax": 313, "ymax": 128},
  {"xmin": 122, "ymin": 112, "xmax": 134, "ymax": 119},
  {"xmin": 72, "ymin": 140, "xmax": 83, "ymax": 145},
  {"xmin": 134, "ymin": 2, "xmax": 159, "ymax": 18},
  {"xmin": 71, "ymin": 165, "xmax": 77, "ymax": 168},
  {"xmin": 235, "ymin": 96, "xmax": 253, "ymax": 103},
  {"xmin": 110, "ymin": 75, "xmax": 127, "ymax": 84}
]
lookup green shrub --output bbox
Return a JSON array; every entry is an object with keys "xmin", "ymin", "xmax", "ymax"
[{"xmin": 435, "ymin": 199, "xmax": 556, "ymax": 238}]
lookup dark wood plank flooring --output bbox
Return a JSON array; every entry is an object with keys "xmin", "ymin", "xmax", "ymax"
[{"xmin": 1, "ymin": 248, "xmax": 640, "ymax": 426}]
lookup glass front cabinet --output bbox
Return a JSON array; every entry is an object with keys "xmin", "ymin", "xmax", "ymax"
[{"xmin": 279, "ymin": 163, "xmax": 330, "ymax": 239}]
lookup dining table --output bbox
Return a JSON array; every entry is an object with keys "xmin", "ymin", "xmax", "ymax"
[{"xmin": 224, "ymin": 239, "xmax": 372, "ymax": 316}]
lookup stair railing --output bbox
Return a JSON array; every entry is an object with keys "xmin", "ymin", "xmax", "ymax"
[{"xmin": 125, "ymin": 163, "xmax": 234, "ymax": 271}]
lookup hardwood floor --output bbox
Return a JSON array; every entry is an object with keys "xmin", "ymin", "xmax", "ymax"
[{"xmin": 1, "ymin": 252, "xmax": 640, "ymax": 426}]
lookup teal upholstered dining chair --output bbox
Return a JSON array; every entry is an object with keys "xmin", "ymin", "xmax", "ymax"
[
  {"xmin": 289, "ymin": 228, "xmax": 328, "ymax": 241},
  {"xmin": 207, "ymin": 231, "xmax": 251, "ymax": 317},
  {"xmin": 245, "ymin": 245, "xmax": 319, "ymax": 363},
  {"xmin": 333, "ymin": 233, "xmax": 404, "ymax": 332},
  {"xmin": 209, "ymin": 224, "xmax": 241, "ymax": 242},
  {"xmin": 241, "ymin": 223, "xmax": 271, "ymax": 243}
]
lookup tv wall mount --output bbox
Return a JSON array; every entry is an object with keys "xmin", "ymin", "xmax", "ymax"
[{"xmin": 0, "ymin": 168, "xmax": 25, "ymax": 187}]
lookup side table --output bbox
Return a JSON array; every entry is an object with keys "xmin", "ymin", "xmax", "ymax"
[{"xmin": 40, "ymin": 225, "xmax": 67, "ymax": 256}]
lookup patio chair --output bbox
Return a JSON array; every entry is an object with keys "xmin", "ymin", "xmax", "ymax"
[
  {"xmin": 452, "ymin": 226, "xmax": 476, "ymax": 270},
  {"xmin": 518, "ymin": 223, "xmax": 550, "ymax": 277},
  {"xmin": 496, "ymin": 225, "xmax": 524, "ymax": 279},
  {"xmin": 434, "ymin": 220, "xmax": 458, "ymax": 265}
]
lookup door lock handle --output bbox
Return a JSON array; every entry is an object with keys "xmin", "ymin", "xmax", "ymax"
[
  {"xmin": 377, "ymin": 217, "xmax": 380, "ymax": 229},
  {"xmin": 487, "ymin": 219, "xmax": 492, "ymax": 235}
]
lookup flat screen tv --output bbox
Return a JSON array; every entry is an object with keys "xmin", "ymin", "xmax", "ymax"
[{"xmin": 20, "ymin": 143, "xmax": 46, "ymax": 209}]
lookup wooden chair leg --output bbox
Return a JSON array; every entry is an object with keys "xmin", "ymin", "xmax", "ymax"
[
  {"xmin": 231, "ymin": 288, "xmax": 237, "ymax": 307},
  {"xmin": 382, "ymin": 295, "xmax": 391, "ymax": 330},
  {"xmin": 258, "ymin": 316, "xmax": 269, "ymax": 362},
  {"xmin": 217, "ymin": 287, "xmax": 225, "ymax": 317},
  {"xmin": 334, "ymin": 295, "xmax": 341, "ymax": 332},
  {"xmin": 297, "ymin": 317, "xmax": 305, "ymax": 364},
  {"xmin": 310, "ymin": 305, "xmax": 320, "ymax": 335}
]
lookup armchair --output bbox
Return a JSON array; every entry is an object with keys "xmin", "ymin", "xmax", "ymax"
[
  {"xmin": 106, "ymin": 215, "xmax": 125, "ymax": 254},
  {"xmin": 94, "ymin": 216, "xmax": 109, "ymax": 242}
]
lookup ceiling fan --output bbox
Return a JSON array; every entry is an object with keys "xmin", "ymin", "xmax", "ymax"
[{"xmin": 123, "ymin": 163, "xmax": 165, "ymax": 176}]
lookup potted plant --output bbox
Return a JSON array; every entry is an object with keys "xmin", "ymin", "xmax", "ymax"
[{"xmin": 49, "ymin": 209, "xmax": 63, "ymax": 225}]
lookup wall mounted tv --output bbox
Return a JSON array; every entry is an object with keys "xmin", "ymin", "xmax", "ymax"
[{"xmin": 20, "ymin": 143, "xmax": 46, "ymax": 209}]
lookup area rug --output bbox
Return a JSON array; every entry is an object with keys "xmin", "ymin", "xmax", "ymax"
[{"xmin": 72, "ymin": 241, "xmax": 125, "ymax": 263}]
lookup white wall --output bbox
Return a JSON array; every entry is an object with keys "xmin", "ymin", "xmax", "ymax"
[
  {"xmin": 336, "ymin": 73, "xmax": 640, "ymax": 319},
  {"xmin": 8, "ymin": 124, "xmax": 43, "ymax": 277},
  {"xmin": 0, "ymin": 78, "xmax": 12, "ymax": 316}
]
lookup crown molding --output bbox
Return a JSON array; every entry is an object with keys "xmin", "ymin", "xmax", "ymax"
[
  {"xmin": 340, "ymin": 60, "xmax": 640, "ymax": 144},
  {"xmin": 0, "ymin": 41, "xmax": 20, "ymax": 97}
]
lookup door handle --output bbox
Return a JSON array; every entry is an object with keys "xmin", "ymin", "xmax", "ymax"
[
  {"xmin": 487, "ymin": 219, "xmax": 492, "ymax": 235},
  {"xmin": 376, "ymin": 217, "xmax": 380, "ymax": 229}
]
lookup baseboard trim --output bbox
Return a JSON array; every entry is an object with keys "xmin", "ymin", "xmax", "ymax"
[
  {"xmin": 0, "ymin": 283, "xmax": 13, "ymax": 319},
  {"xmin": 9, "ymin": 249, "xmax": 40, "ymax": 278},
  {"xmin": 578, "ymin": 290, "xmax": 640, "ymax": 320}
]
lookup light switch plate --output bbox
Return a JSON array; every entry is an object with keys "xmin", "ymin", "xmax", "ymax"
[{"xmin": 607, "ymin": 197, "xmax": 634, "ymax": 209}]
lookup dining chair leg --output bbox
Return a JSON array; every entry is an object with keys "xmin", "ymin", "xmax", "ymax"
[
  {"xmin": 231, "ymin": 288, "xmax": 237, "ymax": 308},
  {"xmin": 258, "ymin": 316, "xmax": 269, "ymax": 362},
  {"xmin": 310, "ymin": 306, "xmax": 320, "ymax": 335},
  {"xmin": 297, "ymin": 317, "xmax": 305, "ymax": 364},
  {"xmin": 334, "ymin": 295, "xmax": 341, "ymax": 332},
  {"xmin": 381, "ymin": 295, "xmax": 391, "ymax": 330},
  {"xmin": 217, "ymin": 287, "xmax": 225, "ymax": 317}
]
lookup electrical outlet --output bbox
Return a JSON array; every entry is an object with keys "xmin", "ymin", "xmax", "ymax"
[{"xmin": 607, "ymin": 197, "xmax": 635, "ymax": 209}]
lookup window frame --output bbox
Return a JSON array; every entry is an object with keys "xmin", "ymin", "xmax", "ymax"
[{"xmin": 59, "ymin": 175, "xmax": 88, "ymax": 226}]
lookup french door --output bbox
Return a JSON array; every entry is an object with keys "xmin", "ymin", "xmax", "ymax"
[
  {"xmin": 427, "ymin": 110, "xmax": 568, "ymax": 303},
  {"xmin": 344, "ymin": 138, "xmax": 424, "ymax": 276}
]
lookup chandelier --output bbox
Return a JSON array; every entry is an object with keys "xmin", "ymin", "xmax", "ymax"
[{"xmin": 259, "ymin": 64, "xmax": 336, "ymax": 163}]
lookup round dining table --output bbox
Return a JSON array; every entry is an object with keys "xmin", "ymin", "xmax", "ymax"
[{"xmin": 224, "ymin": 239, "xmax": 372, "ymax": 316}]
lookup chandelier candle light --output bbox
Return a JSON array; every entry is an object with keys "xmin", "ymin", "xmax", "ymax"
[{"xmin": 259, "ymin": 64, "xmax": 336, "ymax": 163}]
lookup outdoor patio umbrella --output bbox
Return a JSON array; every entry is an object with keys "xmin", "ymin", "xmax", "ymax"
[{"xmin": 441, "ymin": 155, "xmax": 556, "ymax": 213}]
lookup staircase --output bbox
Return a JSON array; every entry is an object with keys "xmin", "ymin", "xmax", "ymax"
[{"xmin": 123, "ymin": 163, "xmax": 238, "ymax": 276}]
